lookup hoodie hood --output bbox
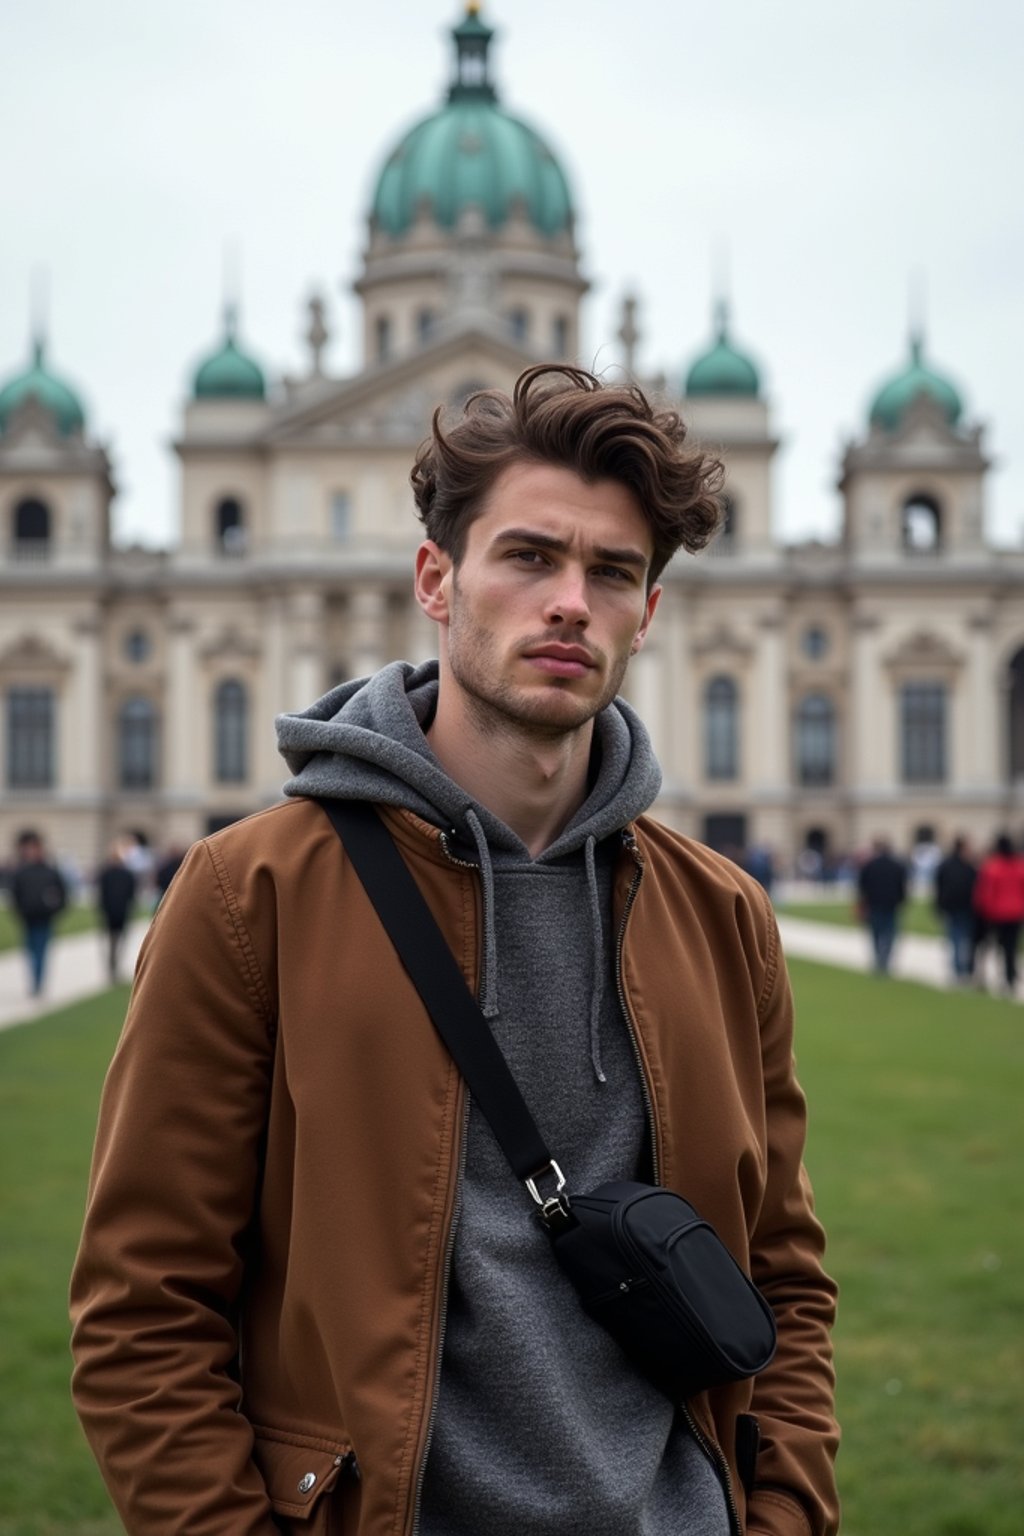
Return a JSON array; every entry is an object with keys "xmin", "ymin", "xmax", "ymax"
[{"xmin": 276, "ymin": 659, "xmax": 661, "ymax": 862}]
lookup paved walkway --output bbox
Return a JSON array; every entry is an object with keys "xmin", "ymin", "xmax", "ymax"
[{"xmin": 0, "ymin": 909, "xmax": 1016, "ymax": 1034}]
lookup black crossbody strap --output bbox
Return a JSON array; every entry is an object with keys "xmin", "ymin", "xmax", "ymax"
[{"xmin": 320, "ymin": 799, "xmax": 561, "ymax": 1195}]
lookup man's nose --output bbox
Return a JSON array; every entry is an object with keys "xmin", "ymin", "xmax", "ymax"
[{"xmin": 544, "ymin": 567, "xmax": 591, "ymax": 627}]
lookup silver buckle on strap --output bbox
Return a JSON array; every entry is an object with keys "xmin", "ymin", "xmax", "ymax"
[{"xmin": 525, "ymin": 1160, "xmax": 566, "ymax": 1207}]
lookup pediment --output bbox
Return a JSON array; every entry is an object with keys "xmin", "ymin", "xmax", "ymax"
[
  {"xmin": 883, "ymin": 629, "xmax": 963, "ymax": 669},
  {"xmin": 198, "ymin": 626, "xmax": 262, "ymax": 662},
  {"xmin": 0, "ymin": 632, "xmax": 70, "ymax": 673},
  {"xmin": 259, "ymin": 324, "xmax": 533, "ymax": 447},
  {"xmin": 691, "ymin": 625, "xmax": 755, "ymax": 660}
]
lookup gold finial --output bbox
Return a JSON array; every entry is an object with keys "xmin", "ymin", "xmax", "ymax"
[{"xmin": 466, "ymin": 1, "xmax": 481, "ymax": 14}]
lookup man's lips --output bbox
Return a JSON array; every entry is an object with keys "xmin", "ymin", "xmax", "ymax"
[{"xmin": 521, "ymin": 645, "xmax": 597, "ymax": 677}]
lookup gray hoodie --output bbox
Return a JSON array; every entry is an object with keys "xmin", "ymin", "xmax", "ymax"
[{"xmin": 276, "ymin": 661, "xmax": 728, "ymax": 1536}]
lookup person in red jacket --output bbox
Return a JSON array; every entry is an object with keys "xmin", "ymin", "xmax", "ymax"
[{"xmin": 972, "ymin": 834, "xmax": 1024, "ymax": 994}]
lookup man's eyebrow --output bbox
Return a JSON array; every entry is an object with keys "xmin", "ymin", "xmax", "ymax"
[{"xmin": 492, "ymin": 527, "xmax": 649, "ymax": 570}]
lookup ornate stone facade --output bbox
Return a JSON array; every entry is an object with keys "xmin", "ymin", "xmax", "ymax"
[{"xmin": 2, "ymin": 7, "xmax": 1023, "ymax": 871}]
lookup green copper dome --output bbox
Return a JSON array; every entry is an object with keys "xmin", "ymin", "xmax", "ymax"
[
  {"xmin": 684, "ymin": 302, "xmax": 760, "ymax": 398},
  {"xmin": 0, "ymin": 338, "xmax": 86, "ymax": 435},
  {"xmin": 371, "ymin": 6, "xmax": 574, "ymax": 239},
  {"xmin": 869, "ymin": 333, "xmax": 962, "ymax": 431},
  {"xmin": 193, "ymin": 308, "xmax": 265, "ymax": 400}
]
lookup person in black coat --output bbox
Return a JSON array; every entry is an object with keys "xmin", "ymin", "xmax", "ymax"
[
  {"xmin": 10, "ymin": 829, "xmax": 67, "ymax": 997},
  {"xmin": 97, "ymin": 841, "xmax": 138, "ymax": 984},
  {"xmin": 857, "ymin": 838, "xmax": 908, "ymax": 975},
  {"xmin": 933, "ymin": 836, "xmax": 978, "ymax": 982}
]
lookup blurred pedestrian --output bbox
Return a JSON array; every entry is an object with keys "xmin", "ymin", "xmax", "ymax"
[
  {"xmin": 933, "ymin": 836, "xmax": 977, "ymax": 983},
  {"xmin": 9, "ymin": 829, "xmax": 67, "ymax": 997},
  {"xmin": 96, "ymin": 840, "xmax": 138, "ymax": 984},
  {"xmin": 857, "ymin": 838, "xmax": 908, "ymax": 975},
  {"xmin": 154, "ymin": 844, "xmax": 186, "ymax": 902},
  {"xmin": 972, "ymin": 834, "xmax": 1024, "ymax": 996}
]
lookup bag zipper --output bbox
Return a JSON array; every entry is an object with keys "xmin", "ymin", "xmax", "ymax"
[{"xmin": 614, "ymin": 829, "xmax": 659, "ymax": 1184}]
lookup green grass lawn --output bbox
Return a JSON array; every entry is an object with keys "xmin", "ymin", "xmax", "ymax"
[
  {"xmin": 780, "ymin": 894, "xmax": 944, "ymax": 938},
  {"xmin": 1, "ymin": 967, "xmax": 1022, "ymax": 1535}
]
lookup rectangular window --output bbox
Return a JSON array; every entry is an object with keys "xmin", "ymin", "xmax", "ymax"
[
  {"xmin": 7, "ymin": 687, "xmax": 55, "ymax": 789},
  {"xmin": 901, "ymin": 682, "xmax": 947, "ymax": 784},
  {"xmin": 330, "ymin": 491, "xmax": 351, "ymax": 544}
]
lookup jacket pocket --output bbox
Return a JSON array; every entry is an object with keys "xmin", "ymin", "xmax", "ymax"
[
  {"xmin": 252, "ymin": 1424, "xmax": 356, "ymax": 1534},
  {"xmin": 735, "ymin": 1412, "xmax": 761, "ymax": 1497}
]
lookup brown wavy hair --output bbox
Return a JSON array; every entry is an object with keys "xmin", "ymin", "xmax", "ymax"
[{"xmin": 410, "ymin": 364, "xmax": 724, "ymax": 585}]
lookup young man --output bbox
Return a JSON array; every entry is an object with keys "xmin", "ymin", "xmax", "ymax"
[{"xmin": 71, "ymin": 366, "xmax": 839, "ymax": 1536}]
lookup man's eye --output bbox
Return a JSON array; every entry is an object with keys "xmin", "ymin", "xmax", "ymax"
[
  {"xmin": 596, "ymin": 565, "xmax": 632, "ymax": 582},
  {"xmin": 511, "ymin": 549, "xmax": 546, "ymax": 565}
]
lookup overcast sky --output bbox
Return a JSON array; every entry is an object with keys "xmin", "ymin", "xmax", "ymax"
[{"xmin": 5, "ymin": 0, "xmax": 1023, "ymax": 548}]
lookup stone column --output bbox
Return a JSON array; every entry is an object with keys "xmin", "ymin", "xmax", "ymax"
[
  {"xmin": 750, "ymin": 613, "xmax": 787, "ymax": 794},
  {"xmin": 285, "ymin": 590, "xmax": 325, "ymax": 711},
  {"xmin": 64, "ymin": 617, "xmax": 103, "ymax": 796},
  {"xmin": 850, "ymin": 614, "xmax": 884, "ymax": 789},
  {"xmin": 166, "ymin": 614, "xmax": 201, "ymax": 801},
  {"xmin": 964, "ymin": 616, "xmax": 998, "ymax": 790},
  {"xmin": 348, "ymin": 586, "xmax": 388, "ymax": 680}
]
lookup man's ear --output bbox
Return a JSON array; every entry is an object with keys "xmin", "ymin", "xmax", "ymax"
[
  {"xmin": 415, "ymin": 540, "xmax": 453, "ymax": 624},
  {"xmin": 630, "ymin": 582, "xmax": 662, "ymax": 655}
]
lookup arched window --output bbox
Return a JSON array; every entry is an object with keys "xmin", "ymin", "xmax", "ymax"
[
  {"xmin": 375, "ymin": 315, "xmax": 392, "ymax": 363},
  {"xmin": 1008, "ymin": 646, "xmax": 1024, "ymax": 782},
  {"xmin": 795, "ymin": 694, "xmax": 836, "ymax": 787},
  {"xmin": 705, "ymin": 675, "xmax": 739, "ymax": 780},
  {"xmin": 215, "ymin": 497, "xmax": 247, "ymax": 556},
  {"xmin": 12, "ymin": 497, "xmax": 51, "ymax": 561},
  {"xmin": 214, "ymin": 679, "xmax": 248, "ymax": 783},
  {"xmin": 7, "ymin": 687, "xmax": 55, "ymax": 788},
  {"xmin": 118, "ymin": 697, "xmax": 159, "ymax": 790},
  {"xmin": 552, "ymin": 315, "xmax": 569, "ymax": 358},
  {"xmin": 902, "ymin": 493, "xmax": 942, "ymax": 553},
  {"xmin": 506, "ymin": 308, "xmax": 530, "ymax": 345},
  {"xmin": 801, "ymin": 625, "xmax": 829, "ymax": 661},
  {"xmin": 416, "ymin": 309, "xmax": 437, "ymax": 346},
  {"xmin": 124, "ymin": 629, "xmax": 152, "ymax": 664},
  {"xmin": 901, "ymin": 681, "xmax": 947, "ymax": 783}
]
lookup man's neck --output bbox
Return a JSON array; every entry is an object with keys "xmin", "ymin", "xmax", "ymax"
[{"xmin": 426, "ymin": 696, "xmax": 594, "ymax": 858}]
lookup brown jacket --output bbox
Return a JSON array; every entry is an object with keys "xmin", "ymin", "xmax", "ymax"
[{"xmin": 70, "ymin": 797, "xmax": 839, "ymax": 1536}]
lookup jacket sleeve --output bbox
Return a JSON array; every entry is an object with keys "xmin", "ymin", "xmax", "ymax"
[
  {"xmin": 69, "ymin": 839, "xmax": 281, "ymax": 1536},
  {"xmin": 744, "ymin": 907, "xmax": 840, "ymax": 1536}
]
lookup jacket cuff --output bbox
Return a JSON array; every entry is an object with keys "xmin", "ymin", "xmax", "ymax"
[{"xmin": 747, "ymin": 1486, "xmax": 815, "ymax": 1536}]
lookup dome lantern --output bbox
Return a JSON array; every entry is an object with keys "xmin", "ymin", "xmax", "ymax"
[{"xmin": 449, "ymin": 2, "xmax": 496, "ymax": 103}]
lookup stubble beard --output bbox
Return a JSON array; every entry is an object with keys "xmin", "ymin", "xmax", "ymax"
[{"xmin": 446, "ymin": 603, "xmax": 631, "ymax": 745}]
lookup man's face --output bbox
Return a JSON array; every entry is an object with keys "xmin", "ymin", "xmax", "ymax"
[{"xmin": 416, "ymin": 460, "xmax": 661, "ymax": 738}]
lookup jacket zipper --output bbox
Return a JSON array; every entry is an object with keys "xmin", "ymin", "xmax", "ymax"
[
  {"xmin": 409, "ymin": 1092, "xmax": 469, "ymax": 1536},
  {"xmin": 616, "ymin": 829, "xmax": 742, "ymax": 1535},
  {"xmin": 614, "ymin": 829, "xmax": 659, "ymax": 1185},
  {"xmin": 409, "ymin": 828, "xmax": 476, "ymax": 1535},
  {"xmin": 681, "ymin": 1403, "xmax": 743, "ymax": 1536}
]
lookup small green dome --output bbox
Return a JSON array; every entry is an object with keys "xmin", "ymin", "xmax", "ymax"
[
  {"xmin": 869, "ymin": 333, "xmax": 962, "ymax": 431},
  {"xmin": 193, "ymin": 309, "xmax": 265, "ymax": 400},
  {"xmin": 371, "ymin": 6, "xmax": 574, "ymax": 239},
  {"xmin": 684, "ymin": 302, "xmax": 760, "ymax": 398},
  {"xmin": 0, "ymin": 338, "xmax": 85, "ymax": 435}
]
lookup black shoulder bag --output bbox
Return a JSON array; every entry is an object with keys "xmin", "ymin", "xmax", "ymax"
[{"xmin": 321, "ymin": 800, "xmax": 777, "ymax": 1403}]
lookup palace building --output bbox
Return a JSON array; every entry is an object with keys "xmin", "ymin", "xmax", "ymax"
[{"xmin": 2, "ymin": 4, "xmax": 1023, "ymax": 870}]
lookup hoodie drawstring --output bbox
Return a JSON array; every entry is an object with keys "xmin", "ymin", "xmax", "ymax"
[{"xmin": 584, "ymin": 834, "xmax": 607, "ymax": 1084}]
